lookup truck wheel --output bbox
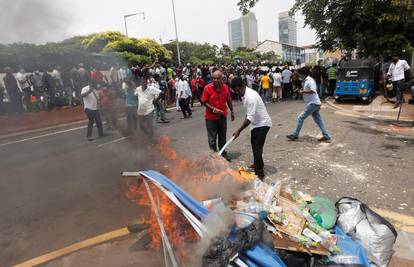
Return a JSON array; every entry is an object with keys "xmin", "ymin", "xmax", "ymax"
[{"xmin": 335, "ymin": 97, "xmax": 342, "ymax": 103}]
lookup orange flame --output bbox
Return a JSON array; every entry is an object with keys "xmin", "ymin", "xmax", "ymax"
[{"xmin": 125, "ymin": 135, "xmax": 246, "ymax": 261}]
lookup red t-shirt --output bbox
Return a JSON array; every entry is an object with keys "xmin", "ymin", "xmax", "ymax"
[
  {"xmin": 91, "ymin": 71, "xmax": 104, "ymax": 83},
  {"xmin": 191, "ymin": 79, "xmax": 197, "ymax": 93},
  {"xmin": 201, "ymin": 83, "xmax": 231, "ymax": 120},
  {"xmin": 197, "ymin": 78, "xmax": 205, "ymax": 88},
  {"xmin": 98, "ymin": 88, "xmax": 114, "ymax": 108}
]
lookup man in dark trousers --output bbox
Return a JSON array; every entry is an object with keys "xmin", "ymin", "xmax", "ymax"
[
  {"xmin": 202, "ymin": 70, "xmax": 235, "ymax": 161},
  {"xmin": 81, "ymin": 81, "xmax": 105, "ymax": 141},
  {"xmin": 232, "ymin": 77, "xmax": 272, "ymax": 180}
]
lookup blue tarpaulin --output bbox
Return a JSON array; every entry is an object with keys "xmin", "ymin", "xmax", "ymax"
[{"xmin": 139, "ymin": 170, "xmax": 285, "ymax": 267}]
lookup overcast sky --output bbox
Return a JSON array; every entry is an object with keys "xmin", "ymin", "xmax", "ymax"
[{"xmin": 0, "ymin": 0, "xmax": 316, "ymax": 46}]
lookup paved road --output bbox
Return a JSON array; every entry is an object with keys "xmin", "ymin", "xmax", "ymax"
[{"xmin": 1, "ymin": 100, "xmax": 413, "ymax": 266}]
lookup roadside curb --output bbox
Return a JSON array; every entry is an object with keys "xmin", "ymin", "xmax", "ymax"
[{"xmin": 324, "ymin": 99, "xmax": 414, "ymax": 123}]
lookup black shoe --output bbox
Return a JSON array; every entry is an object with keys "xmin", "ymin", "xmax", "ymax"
[
  {"xmin": 98, "ymin": 133, "xmax": 110, "ymax": 138},
  {"xmin": 161, "ymin": 120, "xmax": 170, "ymax": 123},
  {"xmin": 87, "ymin": 137, "xmax": 94, "ymax": 141},
  {"xmin": 318, "ymin": 137, "xmax": 332, "ymax": 143},
  {"xmin": 221, "ymin": 153, "xmax": 231, "ymax": 162},
  {"xmin": 286, "ymin": 134, "xmax": 298, "ymax": 141},
  {"xmin": 256, "ymin": 170, "xmax": 265, "ymax": 180}
]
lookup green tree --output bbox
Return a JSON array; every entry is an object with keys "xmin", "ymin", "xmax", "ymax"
[
  {"xmin": 163, "ymin": 41, "xmax": 218, "ymax": 65},
  {"xmin": 237, "ymin": 0, "xmax": 414, "ymax": 57}
]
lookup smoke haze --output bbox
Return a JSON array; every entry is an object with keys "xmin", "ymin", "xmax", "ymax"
[{"xmin": 0, "ymin": 0, "xmax": 77, "ymax": 44}]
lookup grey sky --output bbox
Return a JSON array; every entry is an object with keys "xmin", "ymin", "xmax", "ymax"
[{"xmin": 1, "ymin": 0, "xmax": 316, "ymax": 46}]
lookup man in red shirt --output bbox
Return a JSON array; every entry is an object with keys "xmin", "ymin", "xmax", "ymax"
[{"xmin": 201, "ymin": 70, "xmax": 235, "ymax": 161}]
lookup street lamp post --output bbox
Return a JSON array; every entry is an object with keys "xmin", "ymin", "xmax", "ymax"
[
  {"xmin": 123, "ymin": 12, "xmax": 145, "ymax": 37},
  {"xmin": 171, "ymin": 0, "xmax": 181, "ymax": 66}
]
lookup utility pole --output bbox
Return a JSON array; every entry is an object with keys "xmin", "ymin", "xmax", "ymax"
[
  {"xmin": 123, "ymin": 12, "xmax": 145, "ymax": 37},
  {"xmin": 171, "ymin": 0, "xmax": 181, "ymax": 66}
]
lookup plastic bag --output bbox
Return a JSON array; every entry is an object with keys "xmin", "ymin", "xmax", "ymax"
[
  {"xmin": 336, "ymin": 197, "xmax": 397, "ymax": 267},
  {"xmin": 308, "ymin": 196, "xmax": 337, "ymax": 230}
]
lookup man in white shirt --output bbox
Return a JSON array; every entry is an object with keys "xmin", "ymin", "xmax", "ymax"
[
  {"xmin": 286, "ymin": 67, "xmax": 331, "ymax": 142},
  {"xmin": 81, "ymin": 81, "xmax": 104, "ymax": 141},
  {"xmin": 387, "ymin": 56, "xmax": 411, "ymax": 108},
  {"xmin": 136, "ymin": 79, "xmax": 161, "ymax": 138},
  {"xmin": 272, "ymin": 69, "xmax": 283, "ymax": 102},
  {"xmin": 281, "ymin": 67, "xmax": 293, "ymax": 98},
  {"xmin": 16, "ymin": 69, "xmax": 32, "ymax": 111},
  {"xmin": 177, "ymin": 76, "xmax": 192, "ymax": 118},
  {"xmin": 232, "ymin": 77, "xmax": 272, "ymax": 180}
]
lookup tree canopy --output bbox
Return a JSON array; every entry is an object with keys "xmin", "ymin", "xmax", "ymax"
[
  {"xmin": 238, "ymin": 0, "xmax": 414, "ymax": 57},
  {"xmin": 0, "ymin": 31, "xmax": 172, "ymax": 71}
]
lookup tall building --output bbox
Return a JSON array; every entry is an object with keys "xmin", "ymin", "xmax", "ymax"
[
  {"xmin": 228, "ymin": 12, "xmax": 259, "ymax": 50},
  {"xmin": 278, "ymin": 11, "xmax": 297, "ymax": 45}
]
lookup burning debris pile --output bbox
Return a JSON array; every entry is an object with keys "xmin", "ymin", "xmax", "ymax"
[
  {"xmin": 123, "ymin": 136, "xmax": 398, "ymax": 267},
  {"xmin": 123, "ymin": 135, "xmax": 246, "ymax": 260}
]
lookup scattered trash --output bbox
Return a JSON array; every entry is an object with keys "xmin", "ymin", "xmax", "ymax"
[{"xmin": 123, "ymin": 171, "xmax": 397, "ymax": 267}]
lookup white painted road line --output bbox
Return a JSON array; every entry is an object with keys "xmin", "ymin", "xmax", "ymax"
[
  {"xmin": 0, "ymin": 125, "xmax": 86, "ymax": 148},
  {"xmin": 97, "ymin": 136, "xmax": 130, "ymax": 148},
  {"xmin": 0, "ymin": 117, "xmax": 129, "ymax": 149}
]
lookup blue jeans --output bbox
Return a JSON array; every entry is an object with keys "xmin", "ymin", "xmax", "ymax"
[
  {"xmin": 318, "ymin": 83, "xmax": 326, "ymax": 98},
  {"xmin": 292, "ymin": 103, "xmax": 330, "ymax": 139},
  {"xmin": 261, "ymin": 89, "xmax": 270, "ymax": 103}
]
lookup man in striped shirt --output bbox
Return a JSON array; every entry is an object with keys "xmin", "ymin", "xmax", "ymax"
[{"xmin": 327, "ymin": 64, "xmax": 337, "ymax": 96}]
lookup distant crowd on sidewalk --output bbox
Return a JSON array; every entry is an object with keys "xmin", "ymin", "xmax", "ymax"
[{"xmin": 0, "ymin": 62, "xmax": 339, "ymax": 115}]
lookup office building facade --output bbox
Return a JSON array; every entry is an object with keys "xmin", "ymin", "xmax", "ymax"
[
  {"xmin": 228, "ymin": 12, "xmax": 259, "ymax": 50},
  {"xmin": 278, "ymin": 11, "xmax": 297, "ymax": 46}
]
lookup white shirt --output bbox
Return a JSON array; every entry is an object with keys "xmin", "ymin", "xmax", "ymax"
[
  {"xmin": 302, "ymin": 76, "xmax": 321, "ymax": 105},
  {"xmin": 388, "ymin": 60, "xmax": 410, "ymax": 82},
  {"xmin": 81, "ymin": 85, "xmax": 99, "ymax": 110},
  {"xmin": 242, "ymin": 87, "xmax": 272, "ymax": 130},
  {"xmin": 16, "ymin": 72, "xmax": 30, "ymax": 90},
  {"xmin": 281, "ymin": 69, "xmax": 292, "ymax": 83},
  {"xmin": 136, "ymin": 85, "xmax": 161, "ymax": 116},
  {"xmin": 272, "ymin": 73, "xmax": 282, "ymax": 87},
  {"xmin": 177, "ymin": 80, "xmax": 190, "ymax": 99}
]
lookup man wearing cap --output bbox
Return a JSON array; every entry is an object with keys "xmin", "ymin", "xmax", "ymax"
[{"xmin": 202, "ymin": 70, "xmax": 234, "ymax": 161}]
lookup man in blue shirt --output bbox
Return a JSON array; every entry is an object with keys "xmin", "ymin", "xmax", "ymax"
[
  {"xmin": 124, "ymin": 80, "xmax": 138, "ymax": 134},
  {"xmin": 287, "ymin": 67, "xmax": 331, "ymax": 142}
]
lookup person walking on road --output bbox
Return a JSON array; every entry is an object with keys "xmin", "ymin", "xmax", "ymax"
[
  {"xmin": 232, "ymin": 77, "xmax": 272, "ymax": 180},
  {"xmin": 136, "ymin": 79, "xmax": 161, "ymax": 140},
  {"xmin": 124, "ymin": 80, "xmax": 138, "ymax": 134},
  {"xmin": 202, "ymin": 70, "xmax": 235, "ymax": 161},
  {"xmin": 286, "ymin": 67, "xmax": 331, "ymax": 143},
  {"xmin": 387, "ymin": 55, "xmax": 411, "ymax": 109},
  {"xmin": 81, "ymin": 81, "xmax": 105, "ymax": 141},
  {"xmin": 177, "ymin": 76, "xmax": 192, "ymax": 119}
]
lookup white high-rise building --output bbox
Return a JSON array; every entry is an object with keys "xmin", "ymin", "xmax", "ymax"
[
  {"xmin": 228, "ymin": 12, "xmax": 259, "ymax": 50},
  {"xmin": 278, "ymin": 11, "xmax": 297, "ymax": 45}
]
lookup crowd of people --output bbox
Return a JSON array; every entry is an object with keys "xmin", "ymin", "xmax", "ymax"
[
  {"xmin": 0, "ymin": 62, "xmax": 338, "ymax": 115},
  {"xmin": 0, "ymin": 61, "xmax": 337, "ymax": 178}
]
